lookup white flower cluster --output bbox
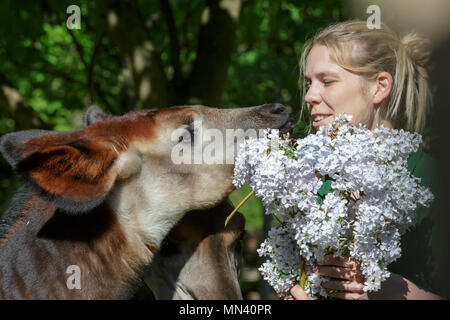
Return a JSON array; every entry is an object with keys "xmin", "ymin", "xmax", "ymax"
[{"xmin": 233, "ymin": 115, "xmax": 434, "ymax": 299}]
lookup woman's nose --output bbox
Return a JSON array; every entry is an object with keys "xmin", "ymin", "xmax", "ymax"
[{"xmin": 304, "ymin": 84, "xmax": 321, "ymax": 105}]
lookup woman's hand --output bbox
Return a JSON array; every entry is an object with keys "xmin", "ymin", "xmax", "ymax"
[
  {"xmin": 314, "ymin": 254, "xmax": 368, "ymax": 300},
  {"xmin": 289, "ymin": 255, "xmax": 443, "ymax": 300},
  {"xmin": 289, "ymin": 254, "xmax": 367, "ymax": 300},
  {"xmin": 289, "ymin": 285, "xmax": 312, "ymax": 300}
]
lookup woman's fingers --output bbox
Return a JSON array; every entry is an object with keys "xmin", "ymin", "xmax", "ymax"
[
  {"xmin": 313, "ymin": 265, "xmax": 364, "ymax": 282},
  {"xmin": 321, "ymin": 279, "xmax": 365, "ymax": 293},
  {"xmin": 314, "ymin": 258, "xmax": 367, "ymax": 300},
  {"xmin": 291, "ymin": 255, "xmax": 366, "ymax": 300},
  {"xmin": 289, "ymin": 284, "xmax": 312, "ymax": 300}
]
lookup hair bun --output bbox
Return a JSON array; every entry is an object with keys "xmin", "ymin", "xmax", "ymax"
[{"xmin": 401, "ymin": 33, "xmax": 431, "ymax": 69}]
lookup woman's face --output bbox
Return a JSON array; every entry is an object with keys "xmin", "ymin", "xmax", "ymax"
[{"xmin": 304, "ymin": 44, "xmax": 377, "ymax": 129}]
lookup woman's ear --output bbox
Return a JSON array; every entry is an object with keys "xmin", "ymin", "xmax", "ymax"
[{"xmin": 372, "ymin": 71, "xmax": 393, "ymax": 105}]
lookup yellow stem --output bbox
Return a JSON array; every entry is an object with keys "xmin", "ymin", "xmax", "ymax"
[
  {"xmin": 299, "ymin": 260, "xmax": 307, "ymax": 290},
  {"xmin": 225, "ymin": 190, "xmax": 255, "ymax": 227}
]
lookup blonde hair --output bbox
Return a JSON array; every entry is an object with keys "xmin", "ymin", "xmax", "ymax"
[{"xmin": 299, "ymin": 21, "xmax": 431, "ymax": 132}]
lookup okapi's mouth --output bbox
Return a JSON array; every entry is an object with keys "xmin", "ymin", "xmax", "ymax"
[{"xmin": 278, "ymin": 116, "xmax": 293, "ymax": 135}]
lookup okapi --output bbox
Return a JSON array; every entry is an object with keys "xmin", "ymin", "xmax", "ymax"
[
  {"xmin": 0, "ymin": 103, "xmax": 289, "ymax": 299},
  {"xmin": 144, "ymin": 200, "xmax": 246, "ymax": 300}
]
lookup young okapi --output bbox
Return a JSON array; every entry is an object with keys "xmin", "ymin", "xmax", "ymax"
[
  {"xmin": 144, "ymin": 199, "xmax": 246, "ymax": 300},
  {"xmin": 0, "ymin": 103, "xmax": 289, "ymax": 299}
]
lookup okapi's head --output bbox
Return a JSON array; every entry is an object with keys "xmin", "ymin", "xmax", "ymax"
[{"xmin": 0, "ymin": 104, "xmax": 288, "ymax": 253}]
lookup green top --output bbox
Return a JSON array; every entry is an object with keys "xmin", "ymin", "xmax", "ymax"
[
  {"xmin": 390, "ymin": 148, "xmax": 440, "ymax": 294},
  {"xmin": 406, "ymin": 149, "xmax": 438, "ymax": 225}
]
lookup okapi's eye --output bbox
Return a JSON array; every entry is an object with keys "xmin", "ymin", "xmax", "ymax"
[{"xmin": 177, "ymin": 126, "xmax": 195, "ymax": 144}]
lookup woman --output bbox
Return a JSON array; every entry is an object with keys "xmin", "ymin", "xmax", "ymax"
[{"xmin": 289, "ymin": 21, "xmax": 442, "ymax": 300}]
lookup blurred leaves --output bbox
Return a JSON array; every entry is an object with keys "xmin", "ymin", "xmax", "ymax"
[
  {"xmin": 292, "ymin": 107, "xmax": 316, "ymax": 139},
  {"xmin": 229, "ymin": 185, "xmax": 265, "ymax": 228}
]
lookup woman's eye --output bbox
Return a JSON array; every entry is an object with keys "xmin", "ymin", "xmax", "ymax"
[{"xmin": 324, "ymin": 80, "xmax": 335, "ymax": 85}]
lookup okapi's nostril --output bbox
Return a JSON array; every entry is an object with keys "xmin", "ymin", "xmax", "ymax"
[{"xmin": 269, "ymin": 103, "xmax": 287, "ymax": 114}]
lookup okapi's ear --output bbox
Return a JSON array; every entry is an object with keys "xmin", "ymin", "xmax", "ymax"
[
  {"xmin": 0, "ymin": 130, "xmax": 51, "ymax": 168},
  {"xmin": 0, "ymin": 130, "xmax": 119, "ymax": 213},
  {"xmin": 83, "ymin": 104, "xmax": 108, "ymax": 127}
]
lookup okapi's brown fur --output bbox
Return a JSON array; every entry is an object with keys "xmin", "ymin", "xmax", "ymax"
[
  {"xmin": 0, "ymin": 104, "xmax": 289, "ymax": 299},
  {"xmin": 0, "ymin": 194, "xmax": 148, "ymax": 299}
]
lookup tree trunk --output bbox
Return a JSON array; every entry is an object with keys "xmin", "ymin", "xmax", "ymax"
[
  {"xmin": 188, "ymin": 0, "xmax": 242, "ymax": 107},
  {"xmin": 98, "ymin": 0, "xmax": 174, "ymax": 109}
]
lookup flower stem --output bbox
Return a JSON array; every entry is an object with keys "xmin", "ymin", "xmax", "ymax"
[
  {"xmin": 225, "ymin": 190, "xmax": 255, "ymax": 227},
  {"xmin": 299, "ymin": 260, "xmax": 307, "ymax": 290}
]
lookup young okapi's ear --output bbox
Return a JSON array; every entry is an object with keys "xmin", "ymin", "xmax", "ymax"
[
  {"xmin": 0, "ymin": 130, "xmax": 119, "ymax": 213},
  {"xmin": 83, "ymin": 104, "xmax": 108, "ymax": 127}
]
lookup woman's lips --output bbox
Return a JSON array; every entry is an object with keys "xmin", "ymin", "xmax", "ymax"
[{"xmin": 312, "ymin": 114, "xmax": 333, "ymax": 127}]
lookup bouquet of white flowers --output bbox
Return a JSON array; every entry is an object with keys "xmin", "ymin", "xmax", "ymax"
[{"xmin": 229, "ymin": 114, "xmax": 434, "ymax": 299}]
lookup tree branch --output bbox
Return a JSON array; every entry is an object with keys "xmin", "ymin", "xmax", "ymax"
[
  {"xmin": 94, "ymin": 81, "xmax": 117, "ymax": 115},
  {"xmin": 68, "ymin": 28, "xmax": 89, "ymax": 69},
  {"xmin": 87, "ymin": 31, "xmax": 107, "ymax": 104},
  {"xmin": 181, "ymin": 0, "xmax": 194, "ymax": 57},
  {"xmin": 159, "ymin": 0, "xmax": 183, "ymax": 91}
]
